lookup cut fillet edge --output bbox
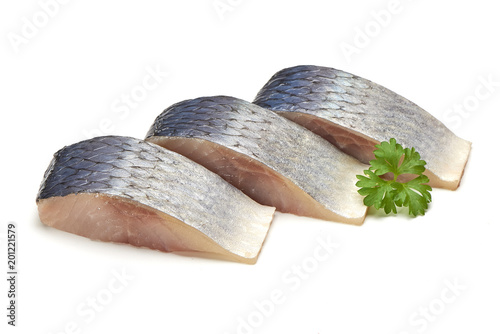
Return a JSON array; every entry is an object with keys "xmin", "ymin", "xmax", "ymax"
[
  {"xmin": 147, "ymin": 136, "xmax": 367, "ymax": 225},
  {"xmin": 279, "ymin": 111, "xmax": 472, "ymax": 190},
  {"xmin": 37, "ymin": 193, "xmax": 274, "ymax": 264}
]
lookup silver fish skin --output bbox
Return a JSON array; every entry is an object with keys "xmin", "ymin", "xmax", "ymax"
[
  {"xmin": 146, "ymin": 96, "xmax": 368, "ymax": 225},
  {"xmin": 254, "ymin": 65, "xmax": 471, "ymax": 190},
  {"xmin": 37, "ymin": 136, "xmax": 274, "ymax": 263}
]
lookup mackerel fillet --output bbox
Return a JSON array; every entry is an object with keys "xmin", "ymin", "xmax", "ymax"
[
  {"xmin": 36, "ymin": 136, "xmax": 274, "ymax": 263},
  {"xmin": 254, "ymin": 65, "xmax": 471, "ymax": 190},
  {"xmin": 146, "ymin": 96, "xmax": 368, "ymax": 225}
]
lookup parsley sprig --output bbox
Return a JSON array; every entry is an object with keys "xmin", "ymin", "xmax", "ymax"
[{"xmin": 356, "ymin": 138, "xmax": 432, "ymax": 216}]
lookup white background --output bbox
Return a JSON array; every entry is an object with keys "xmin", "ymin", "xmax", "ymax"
[{"xmin": 1, "ymin": 1, "xmax": 499, "ymax": 333}]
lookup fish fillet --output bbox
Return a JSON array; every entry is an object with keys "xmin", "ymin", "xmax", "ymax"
[
  {"xmin": 146, "ymin": 96, "xmax": 368, "ymax": 225},
  {"xmin": 254, "ymin": 65, "xmax": 471, "ymax": 190},
  {"xmin": 36, "ymin": 136, "xmax": 274, "ymax": 264}
]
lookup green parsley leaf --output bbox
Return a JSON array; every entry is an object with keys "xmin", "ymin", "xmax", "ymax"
[{"xmin": 356, "ymin": 138, "xmax": 432, "ymax": 216}]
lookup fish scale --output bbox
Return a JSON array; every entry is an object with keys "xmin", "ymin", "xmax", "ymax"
[
  {"xmin": 37, "ymin": 136, "xmax": 274, "ymax": 263},
  {"xmin": 254, "ymin": 65, "xmax": 472, "ymax": 190},
  {"xmin": 146, "ymin": 95, "xmax": 368, "ymax": 224}
]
